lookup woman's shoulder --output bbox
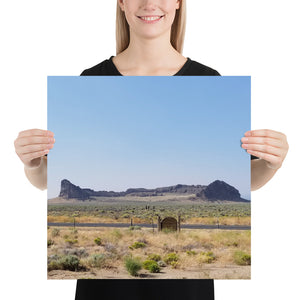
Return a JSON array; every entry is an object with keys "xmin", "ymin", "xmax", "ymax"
[
  {"xmin": 80, "ymin": 56, "xmax": 120, "ymax": 76},
  {"xmin": 178, "ymin": 58, "xmax": 220, "ymax": 76}
]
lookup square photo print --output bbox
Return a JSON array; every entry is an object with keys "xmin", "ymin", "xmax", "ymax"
[{"xmin": 47, "ymin": 76, "xmax": 251, "ymax": 279}]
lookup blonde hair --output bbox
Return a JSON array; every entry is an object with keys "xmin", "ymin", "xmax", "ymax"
[{"xmin": 116, "ymin": 0, "xmax": 186, "ymax": 55}]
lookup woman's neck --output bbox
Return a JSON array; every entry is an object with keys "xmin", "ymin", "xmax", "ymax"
[{"xmin": 113, "ymin": 33, "xmax": 187, "ymax": 76}]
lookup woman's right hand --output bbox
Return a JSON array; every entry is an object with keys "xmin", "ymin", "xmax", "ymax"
[{"xmin": 14, "ymin": 129, "xmax": 55, "ymax": 168}]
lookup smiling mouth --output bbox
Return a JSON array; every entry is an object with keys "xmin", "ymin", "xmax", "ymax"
[{"xmin": 137, "ymin": 15, "xmax": 164, "ymax": 22}]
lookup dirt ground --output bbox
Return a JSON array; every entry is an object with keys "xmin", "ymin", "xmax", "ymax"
[{"xmin": 48, "ymin": 264, "xmax": 250, "ymax": 280}]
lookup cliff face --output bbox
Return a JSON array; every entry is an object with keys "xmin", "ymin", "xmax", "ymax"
[
  {"xmin": 196, "ymin": 180, "xmax": 242, "ymax": 201},
  {"xmin": 58, "ymin": 179, "xmax": 248, "ymax": 202},
  {"xmin": 59, "ymin": 179, "xmax": 90, "ymax": 200}
]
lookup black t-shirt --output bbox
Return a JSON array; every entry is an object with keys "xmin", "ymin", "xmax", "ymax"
[
  {"xmin": 80, "ymin": 56, "xmax": 220, "ymax": 76},
  {"xmin": 75, "ymin": 57, "xmax": 252, "ymax": 300}
]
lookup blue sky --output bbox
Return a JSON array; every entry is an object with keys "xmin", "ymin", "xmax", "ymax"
[{"xmin": 48, "ymin": 76, "xmax": 251, "ymax": 200}]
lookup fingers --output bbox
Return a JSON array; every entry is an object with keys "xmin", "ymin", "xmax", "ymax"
[
  {"xmin": 15, "ymin": 135, "xmax": 55, "ymax": 148},
  {"xmin": 241, "ymin": 136, "xmax": 283, "ymax": 148},
  {"xmin": 17, "ymin": 142, "xmax": 54, "ymax": 155},
  {"xmin": 241, "ymin": 142, "xmax": 282, "ymax": 157},
  {"xmin": 244, "ymin": 129, "xmax": 286, "ymax": 140},
  {"xmin": 14, "ymin": 128, "xmax": 55, "ymax": 168},
  {"xmin": 246, "ymin": 149, "xmax": 282, "ymax": 169},
  {"xmin": 241, "ymin": 129, "xmax": 289, "ymax": 170},
  {"xmin": 22, "ymin": 149, "xmax": 50, "ymax": 166},
  {"xmin": 18, "ymin": 129, "xmax": 54, "ymax": 138}
]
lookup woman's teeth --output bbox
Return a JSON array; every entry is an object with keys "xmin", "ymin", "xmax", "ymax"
[{"xmin": 140, "ymin": 16, "xmax": 162, "ymax": 21}]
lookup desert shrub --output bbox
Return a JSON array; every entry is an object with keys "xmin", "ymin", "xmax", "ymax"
[
  {"xmin": 170, "ymin": 261, "xmax": 179, "ymax": 269},
  {"xmin": 186, "ymin": 250, "xmax": 197, "ymax": 256},
  {"xmin": 65, "ymin": 238, "xmax": 78, "ymax": 245},
  {"xmin": 88, "ymin": 254, "xmax": 106, "ymax": 268},
  {"xmin": 198, "ymin": 251, "xmax": 216, "ymax": 264},
  {"xmin": 234, "ymin": 251, "xmax": 251, "ymax": 265},
  {"xmin": 164, "ymin": 253, "xmax": 179, "ymax": 264},
  {"xmin": 59, "ymin": 255, "xmax": 80, "ymax": 271},
  {"xmin": 143, "ymin": 260, "xmax": 160, "ymax": 273},
  {"xmin": 48, "ymin": 254, "xmax": 59, "ymax": 264},
  {"xmin": 48, "ymin": 255, "xmax": 80, "ymax": 271},
  {"xmin": 48, "ymin": 260, "xmax": 60, "ymax": 271},
  {"xmin": 47, "ymin": 239, "xmax": 54, "ymax": 247},
  {"xmin": 51, "ymin": 228, "xmax": 60, "ymax": 237},
  {"xmin": 124, "ymin": 256, "xmax": 142, "ymax": 276},
  {"xmin": 104, "ymin": 242, "xmax": 117, "ymax": 253},
  {"xmin": 147, "ymin": 254, "xmax": 161, "ymax": 262},
  {"xmin": 94, "ymin": 237, "xmax": 102, "ymax": 245},
  {"xmin": 63, "ymin": 247, "xmax": 88, "ymax": 258},
  {"xmin": 129, "ymin": 241, "xmax": 146, "ymax": 250}
]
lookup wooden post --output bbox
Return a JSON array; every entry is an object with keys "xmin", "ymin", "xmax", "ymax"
[{"xmin": 157, "ymin": 216, "xmax": 161, "ymax": 232}]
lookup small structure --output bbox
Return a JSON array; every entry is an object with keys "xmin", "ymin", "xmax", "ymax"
[{"xmin": 157, "ymin": 215, "xmax": 181, "ymax": 232}]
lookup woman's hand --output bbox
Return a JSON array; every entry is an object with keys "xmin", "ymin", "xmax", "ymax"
[
  {"xmin": 241, "ymin": 129, "xmax": 289, "ymax": 170},
  {"xmin": 14, "ymin": 129, "xmax": 55, "ymax": 168}
]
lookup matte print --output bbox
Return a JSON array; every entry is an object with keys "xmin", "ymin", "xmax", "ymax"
[{"xmin": 47, "ymin": 76, "xmax": 251, "ymax": 279}]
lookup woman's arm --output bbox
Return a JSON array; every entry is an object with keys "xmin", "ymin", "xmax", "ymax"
[{"xmin": 241, "ymin": 129, "xmax": 289, "ymax": 191}]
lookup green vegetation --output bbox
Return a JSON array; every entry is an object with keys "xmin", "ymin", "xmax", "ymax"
[
  {"xmin": 88, "ymin": 254, "xmax": 106, "ymax": 268},
  {"xmin": 234, "ymin": 251, "xmax": 251, "ymax": 265},
  {"xmin": 48, "ymin": 255, "xmax": 80, "ymax": 271},
  {"xmin": 164, "ymin": 253, "xmax": 179, "ymax": 264},
  {"xmin": 143, "ymin": 260, "xmax": 160, "ymax": 273},
  {"xmin": 65, "ymin": 238, "xmax": 78, "ymax": 245},
  {"xmin": 186, "ymin": 250, "xmax": 197, "ymax": 256},
  {"xmin": 124, "ymin": 256, "xmax": 142, "ymax": 276},
  {"xmin": 47, "ymin": 239, "xmax": 54, "ymax": 247},
  {"xmin": 199, "ymin": 251, "xmax": 216, "ymax": 264},
  {"xmin": 129, "ymin": 241, "xmax": 146, "ymax": 250},
  {"xmin": 48, "ymin": 202, "xmax": 250, "ymax": 223},
  {"xmin": 147, "ymin": 254, "xmax": 161, "ymax": 262},
  {"xmin": 94, "ymin": 237, "xmax": 102, "ymax": 245}
]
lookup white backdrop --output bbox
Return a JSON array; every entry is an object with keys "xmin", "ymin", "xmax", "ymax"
[{"xmin": 1, "ymin": 1, "xmax": 299, "ymax": 299}]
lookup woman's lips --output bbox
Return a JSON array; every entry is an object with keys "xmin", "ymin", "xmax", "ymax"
[{"xmin": 137, "ymin": 15, "xmax": 164, "ymax": 24}]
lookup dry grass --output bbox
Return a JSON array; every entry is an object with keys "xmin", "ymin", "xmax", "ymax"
[
  {"xmin": 47, "ymin": 216, "xmax": 250, "ymax": 226},
  {"xmin": 47, "ymin": 226, "xmax": 250, "ymax": 279}
]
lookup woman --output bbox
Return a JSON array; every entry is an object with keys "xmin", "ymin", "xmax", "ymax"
[{"xmin": 14, "ymin": 1, "xmax": 288, "ymax": 299}]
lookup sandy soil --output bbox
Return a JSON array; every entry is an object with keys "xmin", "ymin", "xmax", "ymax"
[{"xmin": 48, "ymin": 264, "xmax": 250, "ymax": 280}]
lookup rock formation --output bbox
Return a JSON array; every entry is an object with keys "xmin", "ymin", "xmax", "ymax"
[{"xmin": 58, "ymin": 179, "xmax": 249, "ymax": 202}]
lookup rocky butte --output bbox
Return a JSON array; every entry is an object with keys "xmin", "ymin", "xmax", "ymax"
[{"xmin": 58, "ymin": 179, "xmax": 249, "ymax": 202}]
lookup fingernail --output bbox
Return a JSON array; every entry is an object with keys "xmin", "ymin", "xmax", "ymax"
[
  {"xmin": 241, "ymin": 137, "xmax": 248, "ymax": 142},
  {"xmin": 245, "ymin": 131, "xmax": 252, "ymax": 137}
]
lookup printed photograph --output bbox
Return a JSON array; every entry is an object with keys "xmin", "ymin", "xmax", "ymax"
[{"xmin": 47, "ymin": 76, "xmax": 251, "ymax": 279}]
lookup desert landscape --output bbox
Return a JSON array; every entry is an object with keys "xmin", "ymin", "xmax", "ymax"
[{"xmin": 47, "ymin": 179, "xmax": 251, "ymax": 279}]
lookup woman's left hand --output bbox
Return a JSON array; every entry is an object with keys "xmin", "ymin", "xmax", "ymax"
[{"xmin": 241, "ymin": 129, "xmax": 289, "ymax": 170}]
